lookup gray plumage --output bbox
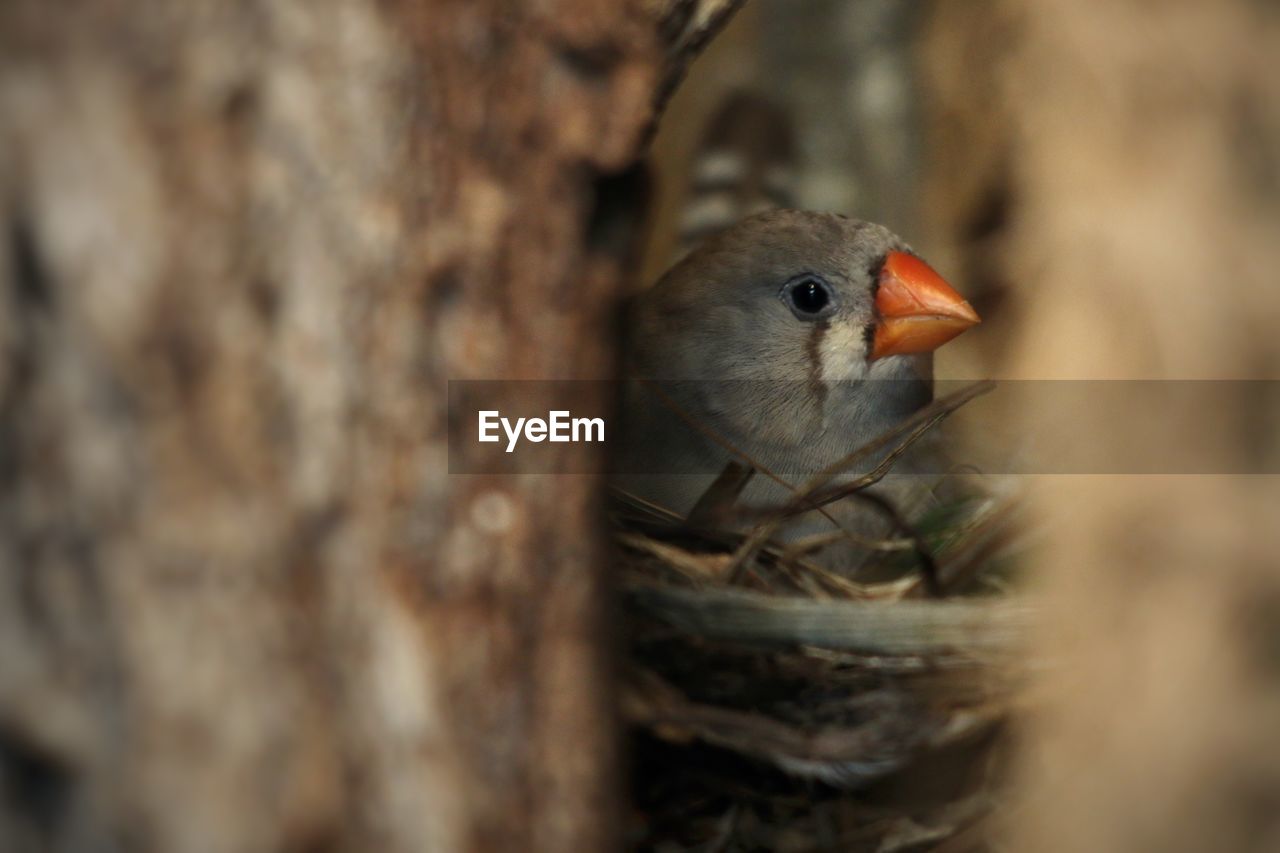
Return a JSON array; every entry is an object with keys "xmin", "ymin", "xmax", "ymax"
[{"xmin": 616, "ymin": 210, "xmax": 948, "ymax": 569}]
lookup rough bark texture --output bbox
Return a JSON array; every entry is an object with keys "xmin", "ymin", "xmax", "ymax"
[{"xmin": 0, "ymin": 2, "xmax": 735, "ymax": 851}]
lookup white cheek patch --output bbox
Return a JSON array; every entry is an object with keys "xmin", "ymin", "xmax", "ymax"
[{"xmin": 817, "ymin": 322, "xmax": 869, "ymax": 382}]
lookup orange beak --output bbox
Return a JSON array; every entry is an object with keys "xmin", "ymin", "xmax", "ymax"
[{"xmin": 870, "ymin": 251, "xmax": 980, "ymax": 361}]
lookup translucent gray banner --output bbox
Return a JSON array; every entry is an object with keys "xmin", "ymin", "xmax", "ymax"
[{"xmin": 447, "ymin": 380, "xmax": 1280, "ymax": 475}]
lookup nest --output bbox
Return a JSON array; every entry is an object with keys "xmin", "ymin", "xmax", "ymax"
[{"xmin": 614, "ymin": 382, "xmax": 1033, "ymax": 852}]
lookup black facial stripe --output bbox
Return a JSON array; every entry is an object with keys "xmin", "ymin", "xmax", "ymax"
[
  {"xmin": 806, "ymin": 321, "xmax": 829, "ymax": 409},
  {"xmin": 868, "ymin": 255, "xmax": 887, "ymax": 298}
]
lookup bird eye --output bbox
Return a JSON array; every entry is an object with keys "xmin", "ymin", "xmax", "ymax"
[{"xmin": 782, "ymin": 275, "xmax": 834, "ymax": 319}]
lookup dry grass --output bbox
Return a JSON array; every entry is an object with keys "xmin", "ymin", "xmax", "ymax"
[{"xmin": 615, "ymin": 382, "xmax": 1034, "ymax": 852}]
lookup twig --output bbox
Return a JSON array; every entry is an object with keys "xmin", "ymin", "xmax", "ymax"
[
  {"xmin": 687, "ymin": 461, "xmax": 755, "ymax": 527},
  {"xmin": 723, "ymin": 381, "xmax": 996, "ymax": 584},
  {"xmin": 853, "ymin": 490, "xmax": 944, "ymax": 598},
  {"xmin": 639, "ymin": 378, "xmax": 913, "ymax": 577}
]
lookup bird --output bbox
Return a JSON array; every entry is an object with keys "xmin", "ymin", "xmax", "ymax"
[{"xmin": 614, "ymin": 208, "xmax": 980, "ymax": 569}]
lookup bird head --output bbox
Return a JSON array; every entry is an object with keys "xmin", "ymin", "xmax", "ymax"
[{"xmin": 633, "ymin": 210, "xmax": 980, "ymax": 389}]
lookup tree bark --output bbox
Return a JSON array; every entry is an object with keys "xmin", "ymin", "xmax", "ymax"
[{"xmin": 0, "ymin": 2, "xmax": 738, "ymax": 851}]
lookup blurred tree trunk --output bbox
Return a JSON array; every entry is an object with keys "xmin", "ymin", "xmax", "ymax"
[
  {"xmin": 921, "ymin": 1, "xmax": 1280, "ymax": 850},
  {"xmin": 0, "ymin": 2, "xmax": 738, "ymax": 851}
]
